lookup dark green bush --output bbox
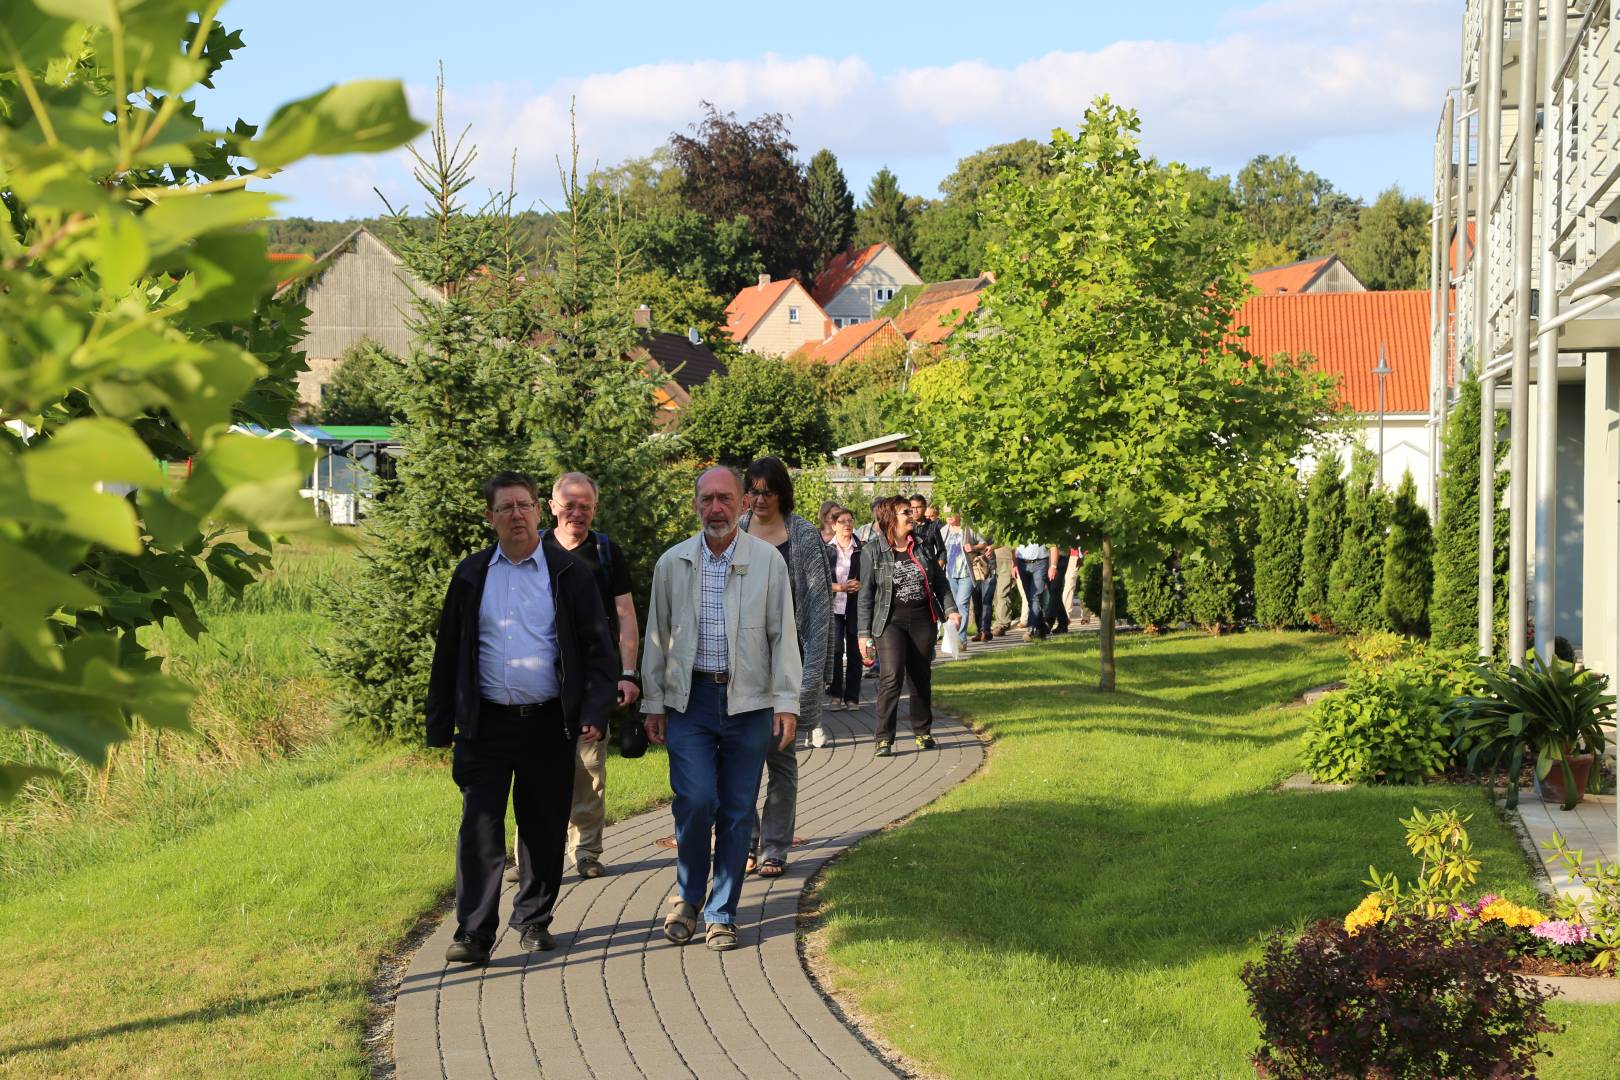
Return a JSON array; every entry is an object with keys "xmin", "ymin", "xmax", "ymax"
[
  {"xmin": 1254, "ymin": 477, "xmax": 1305, "ymax": 629},
  {"xmin": 1382, "ymin": 470, "xmax": 1433, "ymax": 636},
  {"xmin": 1125, "ymin": 557, "xmax": 1181, "ymax": 632},
  {"xmin": 1081, "ymin": 551, "xmax": 1130, "ymax": 624},
  {"xmin": 1297, "ymin": 448, "xmax": 1345, "ymax": 627},
  {"xmin": 1328, "ymin": 447, "xmax": 1390, "ymax": 634}
]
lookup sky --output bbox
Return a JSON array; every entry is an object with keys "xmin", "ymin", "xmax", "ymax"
[{"xmin": 203, "ymin": 0, "xmax": 1460, "ymax": 221}]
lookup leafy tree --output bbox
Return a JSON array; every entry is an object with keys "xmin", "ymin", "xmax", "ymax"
[
  {"xmin": 1236, "ymin": 154, "xmax": 1358, "ymax": 266},
  {"xmin": 619, "ymin": 270, "xmax": 731, "ymax": 353},
  {"xmin": 1298, "ymin": 449, "xmax": 1347, "ymax": 627},
  {"xmin": 936, "ymin": 139, "xmax": 1049, "ymax": 204},
  {"xmin": 912, "ymin": 100, "xmax": 1336, "ymax": 689},
  {"xmin": 0, "ymin": 3, "xmax": 420, "ymax": 798},
  {"xmin": 1126, "ymin": 557, "xmax": 1182, "ymax": 633},
  {"xmin": 855, "ymin": 167, "xmax": 916, "ymax": 265},
  {"xmin": 618, "ymin": 202, "xmax": 762, "ymax": 298},
  {"xmin": 1348, "ymin": 187, "xmax": 1431, "ymax": 290},
  {"xmin": 314, "ymin": 341, "xmax": 398, "ymax": 424},
  {"xmin": 805, "ymin": 149, "xmax": 856, "ymax": 276},
  {"xmin": 1383, "ymin": 470, "xmax": 1434, "ymax": 636},
  {"xmin": 1431, "ymin": 372, "xmax": 1508, "ymax": 650},
  {"xmin": 680, "ymin": 354, "xmax": 833, "ymax": 467},
  {"xmin": 1328, "ymin": 447, "xmax": 1391, "ymax": 634},
  {"xmin": 668, "ymin": 103, "xmax": 812, "ymax": 283},
  {"xmin": 797, "ymin": 343, "xmax": 910, "ymax": 447},
  {"xmin": 912, "ymin": 140, "xmax": 1051, "ymax": 281},
  {"xmin": 1253, "ymin": 476, "xmax": 1307, "ymax": 628}
]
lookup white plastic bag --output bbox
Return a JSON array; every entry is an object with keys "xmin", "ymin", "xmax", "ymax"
[{"xmin": 940, "ymin": 620, "xmax": 964, "ymax": 660}]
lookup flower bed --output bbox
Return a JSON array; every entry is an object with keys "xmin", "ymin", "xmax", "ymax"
[{"xmin": 1344, "ymin": 891, "xmax": 1611, "ymax": 979}]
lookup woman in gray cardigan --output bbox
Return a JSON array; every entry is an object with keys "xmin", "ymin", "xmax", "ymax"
[{"xmin": 739, "ymin": 456, "xmax": 834, "ymax": 876}]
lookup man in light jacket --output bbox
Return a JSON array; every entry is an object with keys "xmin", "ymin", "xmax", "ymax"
[{"xmin": 641, "ymin": 466, "xmax": 801, "ymax": 951}]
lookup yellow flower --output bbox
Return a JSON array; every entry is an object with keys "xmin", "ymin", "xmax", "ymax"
[
  {"xmin": 1478, "ymin": 899, "xmax": 1547, "ymax": 928},
  {"xmin": 1345, "ymin": 894, "xmax": 1387, "ymax": 935}
]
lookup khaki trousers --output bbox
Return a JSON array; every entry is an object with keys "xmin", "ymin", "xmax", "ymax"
[{"xmin": 992, "ymin": 547, "xmax": 1019, "ymax": 631}]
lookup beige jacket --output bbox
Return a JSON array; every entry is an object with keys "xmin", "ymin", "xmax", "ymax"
[{"xmin": 640, "ymin": 530, "xmax": 802, "ymax": 717}]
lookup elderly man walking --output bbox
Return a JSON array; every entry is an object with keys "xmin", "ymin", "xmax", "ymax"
[
  {"xmin": 426, "ymin": 471, "xmax": 618, "ymax": 967},
  {"xmin": 642, "ymin": 466, "xmax": 801, "ymax": 951}
]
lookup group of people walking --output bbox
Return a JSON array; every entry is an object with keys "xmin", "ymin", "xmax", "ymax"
[{"xmin": 425, "ymin": 464, "xmax": 1070, "ymax": 965}]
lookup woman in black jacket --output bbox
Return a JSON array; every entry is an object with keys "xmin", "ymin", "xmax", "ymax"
[
  {"xmin": 825, "ymin": 505, "xmax": 863, "ymax": 712},
  {"xmin": 857, "ymin": 495, "xmax": 960, "ymax": 756}
]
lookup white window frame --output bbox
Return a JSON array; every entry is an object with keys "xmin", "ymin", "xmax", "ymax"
[
  {"xmin": 788, "ymin": 306, "xmax": 800, "ymax": 324},
  {"xmin": 873, "ymin": 286, "xmax": 896, "ymax": 304}
]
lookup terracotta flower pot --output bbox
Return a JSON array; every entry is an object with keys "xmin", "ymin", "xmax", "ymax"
[{"xmin": 1536, "ymin": 752, "xmax": 1596, "ymax": 807}]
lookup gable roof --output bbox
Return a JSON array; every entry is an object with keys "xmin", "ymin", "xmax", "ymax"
[
  {"xmin": 796, "ymin": 319, "xmax": 903, "ymax": 364},
  {"xmin": 1233, "ymin": 291, "xmax": 1430, "ymax": 414},
  {"xmin": 724, "ymin": 278, "xmax": 819, "ymax": 342},
  {"xmin": 914, "ymin": 276, "xmax": 990, "ymax": 304},
  {"xmin": 1250, "ymin": 255, "xmax": 1358, "ymax": 296},
  {"xmin": 812, "ymin": 243, "xmax": 888, "ymax": 305},
  {"xmin": 894, "ymin": 287, "xmax": 985, "ymax": 346},
  {"xmin": 636, "ymin": 329, "xmax": 727, "ymax": 392}
]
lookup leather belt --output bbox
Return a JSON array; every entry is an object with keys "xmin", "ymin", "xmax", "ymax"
[
  {"xmin": 480, "ymin": 698, "xmax": 559, "ymax": 719},
  {"xmin": 692, "ymin": 670, "xmax": 730, "ymax": 684}
]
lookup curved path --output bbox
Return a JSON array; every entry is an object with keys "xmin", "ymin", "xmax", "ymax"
[{"xmin": 393, "ymin": 636, "xmax": 1022, "ymax": 1079}]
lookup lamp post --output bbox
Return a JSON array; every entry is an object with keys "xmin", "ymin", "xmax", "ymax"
[{"xmin": 1373, "ymin": 344, "xmax": 1392, "ymax": 484}]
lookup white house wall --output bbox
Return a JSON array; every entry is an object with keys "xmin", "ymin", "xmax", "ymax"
[
  {"xmin": 1582, "ymin": 352, "xmax": 1619, "ymax": 679},
  {"xmin": 822, "ymin": 247, "xmax": 923, "ymax": 324}
]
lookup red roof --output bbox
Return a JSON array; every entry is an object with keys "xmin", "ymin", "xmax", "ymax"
[
  {"xmin": 1233, "ymin": 291, "xmax": 1430, "ymax": 414},
  {"xmin": 812, "ymin": 243, "xmax": 887, "ymax": 305},
  {"xmin": 725, "ymin": 278, "xmax": 818, "ymax": 342},
  {"xmin": 1249, "ymin": 256, "xmax": 1335, "ymax": 296},
  {"xmin": 267, "ymin": 250, "xmax": 314, "ymax": 289},
  {"xmin": 894, "ymin": 288, "xmax": 983, "ymax": 346},
  {"xmin": 796, "ymin": 319, "xmax": 904, "ymax": 364}
]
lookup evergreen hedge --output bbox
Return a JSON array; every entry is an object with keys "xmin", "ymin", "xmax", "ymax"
[
  {"xmin": 1254, "ymin": 477, "xmax": 1306, "ymax": 628},
  {"xmin": 1382, "ymin": 470, "xmax": 1433, "ymax": 636},
  {"xmin": 1082, "ymin": 551, "xmax": 1130, "ymax": 624},
  {"xmin": 1328, "ymin": 447, "xmax": 1390, "ymax": 634},
  {"xmin": 1126, "ymin": 557, "xmax": 1182, "ymax": 632},
  {"xmin": 1430, "ymin": 372, "xmax": 1509, "ymax": 651},
  {"xmin": 1297, "ymin": 448, "xmax": 1346, "ymax": 627}
]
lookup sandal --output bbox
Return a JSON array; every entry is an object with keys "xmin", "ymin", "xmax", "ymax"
[
  {"xmin": 744, "ymin": 854, "xmax": 758, "ymax": 875},
  {"xmin": 705, "ymin": 922, "xmax": 737, "ymax": 951},
  {"xmin": 757, "ymin": 857, "xmax": 786, "ymax": 878},
  {"xmin": 663, "ymin": 899, "xmax": 697, "ymax": 945}
]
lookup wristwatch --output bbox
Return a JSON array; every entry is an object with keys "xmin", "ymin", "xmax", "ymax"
[{"xmin": 620, "ymin": 670, "xmax": 641, "ymax": 688}]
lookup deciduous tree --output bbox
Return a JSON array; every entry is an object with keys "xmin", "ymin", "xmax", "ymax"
[
  {"xmin": 680, "ymin": 354, "xmax": 833, "ymax": 467},
  {"xmin": 1349, "ymin": 187, "xmax": 1431, "ymax": 291}
]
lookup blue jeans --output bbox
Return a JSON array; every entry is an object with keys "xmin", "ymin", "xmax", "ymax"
[
  {"xmin": 665, "ymin": 679, "xmax": 773, "ymax": 925},
  {"xmin": 948, "ymin": 574, "xmax": 974, "ymax": 633},
  {"xmin": 1017, "ymin": 559, "xmax": 1050, "ymax": 635}
]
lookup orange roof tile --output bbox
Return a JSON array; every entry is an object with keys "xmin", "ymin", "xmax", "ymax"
[
  {"xmin": 725, "ymin": 278, "xmax": 814, "ymax": 342},
  {"xmin": 1233, "ymin": 291, "xmax": 1431, "ymax": 414},
  {"xmin": 798, "ymin": 319, "xmax": 904, "ymax": 364},
  {"xmin": 811, "ymin": 243, "xmax": 887, "ymax": 305},
  {"xmin": 1250, "ymin": 256, "xmax": 1334, "ymax": 296},
  {"xmin": 894, "ymin": 289, "xmax": 984, "ymax": 346}
]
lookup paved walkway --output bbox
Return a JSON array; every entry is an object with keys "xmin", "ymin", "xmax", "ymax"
[
  {"xmin": 394, "ymin": 634, "xmax": 1026, "ymax": 1079},
  {"xmin": 1517, "ymin": 790, "xmax": 1616, "ymax": 903}
]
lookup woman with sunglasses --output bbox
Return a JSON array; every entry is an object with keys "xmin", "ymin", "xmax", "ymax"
[
  {"xmin": 738, "ymin": 456, "xmax": 833, "ymax": 878},
  {"xmin": 857, "ymin": 495, "xmax": 960, "ymax": 756}
]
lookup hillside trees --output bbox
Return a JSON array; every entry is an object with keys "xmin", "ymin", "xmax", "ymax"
[
  {"xmin": 0, "ymin": 2, "xmax": 421, "ymax": 796},
  {"xmin": 913, "ymin": 99, "xmax": 1335, "ymax": 690},
  {"xmin": 1350, "ymin": 187, "xmax": 1431, "ymax": 290}
]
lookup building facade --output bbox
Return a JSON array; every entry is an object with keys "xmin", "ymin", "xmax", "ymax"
[{"xmin": 812, "ymin": 243, "xmax": 924, "ymax": 327}]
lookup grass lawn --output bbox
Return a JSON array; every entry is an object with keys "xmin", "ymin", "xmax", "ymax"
[{"xmin": 814, "ymin": 631, "xmax": 1620, "ymax": 1079}]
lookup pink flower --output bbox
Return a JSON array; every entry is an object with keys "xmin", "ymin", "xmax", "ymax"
[{"xmin": 1529, "ymin": 920, "xmax": 1587, "ymax": 946}]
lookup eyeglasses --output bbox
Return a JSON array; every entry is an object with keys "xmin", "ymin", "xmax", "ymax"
[
  {"xmin": 551, "ymin": 501, "xmax": 595, "ymax": 516},
  {"xmin": 493, "ymin": 500, "xmax": 537, "ymax": 516},
  {"xmin": 897, "ymin": 508, "xmax": 914, "ymax": 517},
  {"xmin": 746, "ymin": 488, "xmax": 777, "ymax": 499}
]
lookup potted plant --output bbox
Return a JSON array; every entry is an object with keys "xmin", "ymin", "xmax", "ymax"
[{"xmin": 1449, "ymin": 654, "xmax": 1614, "ymax": 810}]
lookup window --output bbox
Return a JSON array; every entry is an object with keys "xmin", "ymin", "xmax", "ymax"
[
  {"xmin": 788, "ymin": 306, "xmax": 800, "ymax": 324},
  {"xmin": 874, "ymin": 286, "xmax": 896, "ymax": 304}
]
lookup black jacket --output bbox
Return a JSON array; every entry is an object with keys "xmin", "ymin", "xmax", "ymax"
[
  {"xmin": 857, "ymin": 530, "xmax": 958, "ymax": 640},
  {"xmin": 425, "ymin": 543, "xmax": 617, "ymax": 747}
]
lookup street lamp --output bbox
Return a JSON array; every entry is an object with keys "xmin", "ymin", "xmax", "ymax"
[{"xmin": 1372, "ymin": 344, "xmax": 1392, "ymax": 482}]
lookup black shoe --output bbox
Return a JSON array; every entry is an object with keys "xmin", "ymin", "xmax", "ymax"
[
  {"xmin": 915, "ymin": 735, "xmax": 937, "ymax": 750},
  {"xmin": 576, "ymin": 857, "xmax": 606, "ymax": 879},
  {"xmin": 445, "ymin": 934, "xmax": 492, "ymax": 966},
  {"xmin": 519, "ymin": 925, "xmax": 557, "ymax": 951},
  {"xmin": 874, "ymin": 741, "xmax": 892, "ymax": 757}
]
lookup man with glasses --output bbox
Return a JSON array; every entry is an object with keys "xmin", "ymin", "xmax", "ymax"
[{"xmin": 426, "ymin": 471, "xmax": 618, "ymax": 966}]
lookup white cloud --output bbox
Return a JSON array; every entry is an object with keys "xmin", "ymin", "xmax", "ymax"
[{"xmin": 267, "ymin": 0, "xmax": 1458, "ymax": 217}]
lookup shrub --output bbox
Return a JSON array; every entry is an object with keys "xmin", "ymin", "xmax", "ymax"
[
  {"xmin": 680, "ymin": 352, "xmax": 834, "ymax": 466},
  {"xmin": 1544, "ymin": 830, "xmax": 1620, "ymax": 972},
  {"xmin": 1301, "ymin": 650, "xmax": 1475, "ymax": 784},
  {"xmin": 1383, "ymin": 470, "xmax": 1434, "ymax": 636},
  {"xmin": 1124, "ymin": 557, "xmax": 1181, "ymax": 633},
  {"xmin": 1081, "ymin": 551, "xmax": 1130, "ymax": 624},
  {"xmin": 1242, "ymin": 917, "xmax": 1558, "ymax": 1080},
  {"xmin": 1297, "ymin": 447, "xmax": 1346, "ymax": 627},
  {"xmin": 1328, "ymin": 446, "xmax": 1391, "ymax": 634},
  {"xmin": 1431, "ymin": 372, "xmax": 1509, "ymax": 650},
  {"xmin": 1254, "ymin": 477, "xmax": 1305, "ymax": 629},
  {"xmin": 1183, "ymin": 544, "xmax": 1239, "ymax": 633}
]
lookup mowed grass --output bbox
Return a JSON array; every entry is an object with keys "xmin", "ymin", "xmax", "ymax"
[
  {"xmin": 0, "ymin": 534, "xmax": 675, "ymax": 1077},
  {"xmin": 815, "ymin": 631, "xmax": 1620, "ymax": 1080}
]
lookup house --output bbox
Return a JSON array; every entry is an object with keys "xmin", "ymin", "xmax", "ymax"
[
  {"xmin": 1234, "ymin": 290, "xmax": 1432, "ymax": 504},
  {"xmin": 1250, "ymin": 255, "xmax": 1366, "ymax": 296},
  {"xmin": 275, "ymin": 227, "xmax": 441, "ymax": 408},
  {"xmin": 893, "ymin": 276, "xmax": 990, "ymax": 349},
  {"xmin": 231, "ymin": 422, "xmax": 400, "ymax": 525},
  {"xmin": 628, "ymin": 306, "xmax": 728, "ymax": 426},
  {"xmin": 723, "ymin": 274, "xmax": 829, "ymax": 356},
  {"xmin": 812, "ymin": 243, "xmax": 923, "ymax": 328},
  {"xmin": 792, "ymin": 318, "xmax": 906, "ymax": 365},
  {"xmin": 1433, "ymin": 0, "xmax": 1620, "ymax": 675}
]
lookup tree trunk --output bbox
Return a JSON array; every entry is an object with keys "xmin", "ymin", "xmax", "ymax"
[{"xmin": 1100, "ymin": 536, "xmax": 1117, "ymax": 691}]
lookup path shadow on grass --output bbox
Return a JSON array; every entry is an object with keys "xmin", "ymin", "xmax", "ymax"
[{"xmin": 0, "ymin": 980, "xmax": 348, "ymax": 1058}]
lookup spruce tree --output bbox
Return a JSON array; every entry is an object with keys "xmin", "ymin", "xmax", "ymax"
[
  {"xmin": 805, "ymin": 149, "xmax": 856, "ymax": 276},
  {"xmin": 1126, "ymin": 556, "xmax": 1183, "ymax": 633},
  {"xmin": 855, "ymin": 166, "xmax": 915, "ymax": 263},
  {"xmin": 1254, "ymin": 476, "xmax": 1306, "ymax": 628},
  {"xmin": 1328, "ymin": 447, "xmax": 1391, "ymax": 634},
  {"xmin": 323, "ymin": 86, "xmax": 553, "ymax": 738},
  {"xmin": 1431, "ymin": 371, "xmax": 1508, "ymax": 650},
  {"xmin": 1382, "ymin": 470, "xmax": 1434, "ymax": 636},
  {"xmin": 1297, "ymin": 448, "xmax": 1346, "ymax": 627}
]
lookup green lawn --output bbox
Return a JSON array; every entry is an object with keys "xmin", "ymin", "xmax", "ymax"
[{"xmin": 814, "ymin": 631, "xmax": 1620, "ymax": 1079}]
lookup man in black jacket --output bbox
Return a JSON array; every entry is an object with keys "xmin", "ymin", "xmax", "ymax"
[{"xmin": 426, "ymin": 471, "xmax": 618, "ymax": 966}]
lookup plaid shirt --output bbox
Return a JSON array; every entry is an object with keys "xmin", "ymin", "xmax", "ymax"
[{"xmin": 695, "ymin": 531, "xmax": 738, "ymax": 674}]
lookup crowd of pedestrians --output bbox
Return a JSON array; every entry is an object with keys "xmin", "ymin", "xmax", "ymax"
[{"xmin": 426, "ymin": 464, "xmax": 1078, "ymax": 964}]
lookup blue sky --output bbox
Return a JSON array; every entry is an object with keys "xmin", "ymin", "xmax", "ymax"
[{"xmin": 207, "ymin": 0, "xmax": 1458, "ymax": 220}]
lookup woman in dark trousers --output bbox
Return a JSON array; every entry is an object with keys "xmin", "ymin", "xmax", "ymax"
[
  {"xmin": 825, "ymin": 505, "xmax": 863, "ymax": 710},
  {"xmin": 857, "ymin": 495, "xmax": 960, "ymax": 756}
]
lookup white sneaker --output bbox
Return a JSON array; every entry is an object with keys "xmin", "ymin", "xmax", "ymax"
[{"xmin": 810, "ymin": 726, "xmax": 828, "ymax": 748}]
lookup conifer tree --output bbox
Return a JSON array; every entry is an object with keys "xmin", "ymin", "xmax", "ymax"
[
  {"xmin": 1254, "ymin": 476, "xmax": 1306, "ymax": 628},
  {"xmin": 855, "ymin": 166, "xmax": 916, "ymax": 263},
  {"xmin": 1126, "ymin": 556, "xmax": 1182, "ymax": 633},
  {"xmin": 1297, "ymin": 448, "xmax": 1346, "ymax": 627},
  {"xmin": 1382, "ymin": 470, "xmax": 1434, "ymax": 636},
  {"xmin": 1183, "ymin": 542, "xmax": 1240, "ymax": 633},
  {"xmin": 805, "ymin": 148, "xmax": 856, "ymax": 276},
  {"xmin": 1431, "ymin": 372, "xmax": 1508, "ymax": 650},
  {"xmin": 1328, "ymin": 447, "xmax": 1391, "ymax": 634}
]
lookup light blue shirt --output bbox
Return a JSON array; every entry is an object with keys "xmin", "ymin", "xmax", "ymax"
[
  {"xmin": 695, "ymin": 532, "xmax": 737, "ymax": 674},
  {"xmin": 1015, "ymin": 543, "xmax": 1048, "ymax": 561},
  {"xmin": 478, "ymin": 544, "xmax": 560, "ymax": 704}
]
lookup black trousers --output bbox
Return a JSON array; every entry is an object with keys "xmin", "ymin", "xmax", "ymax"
[
  {"xmin": 1044, "ymin": 552, "xmax": 1071, "ymax": 631},
  {"xmin": 874, "ymin": 608, "xmax": 936, "ymax": 742},
  {"xmin": 451, "ymin": 701, "xmax": 576, "ymax": 943},
  {"xmin": 831, "ymin": 611, "xmax": 862, "ymax": 703}
]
